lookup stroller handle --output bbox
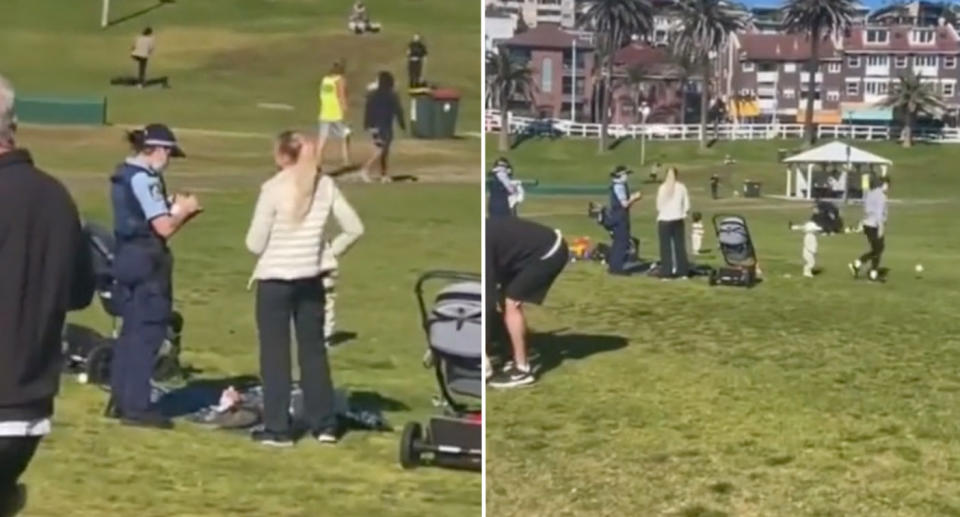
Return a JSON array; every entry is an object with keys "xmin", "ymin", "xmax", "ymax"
[{"xmin": 414, "ymin": 270, "xmax": 481, "ymax": 328}]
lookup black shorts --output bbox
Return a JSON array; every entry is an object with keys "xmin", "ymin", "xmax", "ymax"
[
  {"xmin": 370, "ymin": 127, "xmax": 393, "ymax": 149},
  {"xmin": 503, "ymin": 240, "xmax": 568, "ymax": 305}
]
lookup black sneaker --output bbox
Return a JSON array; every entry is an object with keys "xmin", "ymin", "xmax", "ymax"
[
  {"xmin": 488, "ymin": 364, "xmax": 535, "ymax": 388},
  {"xmin": 251, "ymin": 429, "xmax": 295, "ymax": 447},
  {"xmin": 103, "ymin": 397, "xmax": 122, "ymax": 420},
  {"xmin": 312, "ymin": 427, "xmax": 339, "ymax": 444},
  {"xmin": 121, "ymin": 410, "xmax": 174, "ymax": 430}
]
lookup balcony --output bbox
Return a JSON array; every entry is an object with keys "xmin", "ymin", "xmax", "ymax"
[
  {"xmin": 799, "ymin": 72, "xmax": 824, "ymax": 83},
  {"xmin": 865, "ymin": 64, "xmax": 890, "ymax": 77},
  {"xmin": 757, "ymin": 99, "xmax": 777, "ymax": 111},
  {"xmin": 756, "ymin": 71, "xmax": 779, "ymax": 83},
  {"xmin": 913, "ymin": 65, "xmax": 939, "ymax": 78}
]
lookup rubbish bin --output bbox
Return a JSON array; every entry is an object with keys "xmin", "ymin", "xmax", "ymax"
[
  {"xmin": 409, "ymin": 88, "xmax": 434, "ymax": 138},
  {"xmin": 743, "ymin": 180, "xmax": 762, "ymax": 198},
  {"xmin": 429, "ymin": 88, "xmax": 460, "ymax": 139}
]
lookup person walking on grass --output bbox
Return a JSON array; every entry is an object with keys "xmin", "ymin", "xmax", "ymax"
[
  {"xmin": 656, "ymin": 167, "xmax": 691, "ymax": 279},
  {"xmin": 317, "ymin": 60, "xmax": 352, "ymax": 168},
  {"xmin": 849, "ymin": 177, "xmax": 890, "ymax": 282},
  {"xmin": 0, "ymin": 75, "xmax": 95, "ymax": 517},
  {"xmin": 361, "ymin": 71, "xmax": 405, "ymax": 183},
  {"xmin": 245, "ymin": 132, "xmax": 363, "ymax": 446},
  {"xmin": 486, "ymin": 217, "xmax": 568, "ymax": 388},
  {"xmin": 131, "ymin": 27, "xmax": 155, "ymax": 88}
]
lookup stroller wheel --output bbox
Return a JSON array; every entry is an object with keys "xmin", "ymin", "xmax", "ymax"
[
  {"xmin": 399, "ymin": 422, "xmax": 423, "ymax": 469},
  {"xmin": 85, "ymin": 341, "xmax": 115, "ymax": 386}
]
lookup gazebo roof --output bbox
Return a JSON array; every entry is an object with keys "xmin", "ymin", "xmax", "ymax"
[{"xmin": 783, "ymin": 141, "xmax": 892, "ymax": 165}]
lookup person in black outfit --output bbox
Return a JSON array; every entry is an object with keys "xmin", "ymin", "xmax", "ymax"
[
  {"xmin": 486, "ymin": 217, "xmax": 568, "ymax": 388},
  {"xmin": 362, "ymin": 71, "xmax": 406, "ymax": 183},
  {"xmin": 710, "ymin": 173, "xmax": 720, "ymax": 200},
  {"xmin": 0, "ymin": 75, "xmax": 95, "ymax": 516},
  {"xmin": 406, "ymin": 34, "xmax": 428, "ymax": 88}
]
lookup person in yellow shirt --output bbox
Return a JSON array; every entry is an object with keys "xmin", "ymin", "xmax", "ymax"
[{"xmin": 317, "ymin": 61, "xmax": 351, "ymax": 167}]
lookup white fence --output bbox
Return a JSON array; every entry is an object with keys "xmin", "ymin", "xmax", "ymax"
[{"xmin": 484, "ymin": 110, "xmax": 960, "ymax": 143}]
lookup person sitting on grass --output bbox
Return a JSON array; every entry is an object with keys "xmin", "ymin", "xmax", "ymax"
[{"xmin": 486, "ymin": 217, "xmax": 568, "ymax": 388}]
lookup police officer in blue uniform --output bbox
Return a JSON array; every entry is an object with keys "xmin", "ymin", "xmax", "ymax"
[
  {"xmin": 607, "ymin": 165, "xmax": 643, "ymax": 275},
  {"xmin": 487, "ymin": 157, "xmax": 515, "ymax": 217},
  {"xmin": 106, "ymin": 124, "xmax": 201, "ymax": 429}
]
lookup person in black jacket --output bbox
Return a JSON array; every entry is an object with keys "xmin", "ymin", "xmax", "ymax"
[
  {"xmin": 0, "ymin": 75, "xmax": 95, "ymax": 517},
  {"xmin": 361, "ymin": 71, "xmax": 405, "ymax": 183},
  {"xmin": 406, "ymin": 34, "xmax": 427, "ymax": 88}
]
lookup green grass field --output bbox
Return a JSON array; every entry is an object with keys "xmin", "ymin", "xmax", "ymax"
[
  {"xmin": 486, "ymin": 137, "xmax": 960, "ymax": 516},
  {"xmin": 2, "ymin": 1, "xmax": 480, "ymax": 515}
]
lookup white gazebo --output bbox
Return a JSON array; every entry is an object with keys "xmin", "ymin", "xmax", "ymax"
[{"xmin": 782, "ymin": 141, "xmax": 892, "ymax": 200}]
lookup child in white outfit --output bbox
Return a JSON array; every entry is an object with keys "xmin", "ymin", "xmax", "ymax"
[
  {"xmin": 789, "ymin": 218, "xmax": 822, "ymax": 278},
  {"xmin": 690, "ymin": 211, "xmax": 705, "ymax": 255},
  {"xmin": 320, "ymin": 245, "xmax": 338, "ymax": 344}
]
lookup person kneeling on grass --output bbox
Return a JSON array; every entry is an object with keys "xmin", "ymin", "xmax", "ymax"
[
  {"xmin": 486, "ymin": 217, "xmax": 568, "ymax": 388},
  {"xmin": 245, "ymin": 131, "xmax": 364, "ymax": 446}
]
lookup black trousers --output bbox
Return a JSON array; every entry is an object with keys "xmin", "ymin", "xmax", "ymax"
[
  {"xmin": 859, "ymin": 225, "xmax": 885, "ymax": 271},
  {"xmin": 133, "ymin": 57, "xmax": 148, "ymax": 85},
  {"xmin": 408, "ymin": 60, "xmax": 422, "ymax": 88},
  {"xmin": 658, "ymin": 219, "xmax": 689, "ymax": 278},
  {"xmin": 0, "ymin": 436, "xmax": 39, "ymax": 508},
  {"xmin": 256, "ymin": 278, "xmax": 336, "ymax": 434}
]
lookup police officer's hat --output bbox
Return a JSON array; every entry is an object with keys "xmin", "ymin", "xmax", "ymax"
[
  {"xmin": 610, "ymin": 165, "xmax": 632, "ymax": 177},
  {"xmin": 143, "ymin": 123, "xmax": 186, "ymax": 158},
  {"xmin": 493, "ymin": 156, "xmax": 511, "ymax": 168}
]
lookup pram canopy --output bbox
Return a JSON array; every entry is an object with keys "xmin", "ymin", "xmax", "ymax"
[
  {"xmin": 428, "ymin": 281, "xmax": 481, "ymax": 360},
  {"xmin": 714, "ymin": 215, "xmax": 757, "ymax": 267}
]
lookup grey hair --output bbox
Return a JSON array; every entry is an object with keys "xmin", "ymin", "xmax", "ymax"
[{"xmin": 0, "ymin": 74, "xmax": 15, "ymax": 146}]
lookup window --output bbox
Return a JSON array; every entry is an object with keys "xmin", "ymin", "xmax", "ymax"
[
  {"xmin": 895, "ymin": 56, "xmax": 908, "ymax": 68},
  {"xmin": 742, "ymin": 61, "xmax": 755, "ymax": 72},
  {"xmin": 911, "ymin": 30, "xmax": 935, "ymax": 44},
  {"xmin": 827, "ymin": 90, "xmax": 840, "ymax": 101},
  {"xmin": 740, "ymin": 88, "xmax": 752, "ymax": 96},
  {"xmin": 847, "ymin": 56, "xmax": 861, "ymax": 67},
  {"xmin": 914, "ymin": 55, "xmax": 938, "ymax": 67},
  {"xmin": 846, "ymin": 81, "xmax": 860, "ymax": 95},
  {"xmin": 944, "ymin": 82, "xmax": 956, "ymax": 97},
  {"xmin": 865, "ymin": 29, "xmax": 889, "ymax": 44},
  {"xmin": 828, "ymin": 62, "xmax": 841, "ymax": 73},
  {"xmin": 864, "ymin": 81, "xmax": 889, "ymax": 96},
  {"xmin": 784, "ymin": 88, "xmax": 795, "ymax": 99},
  {"xmin": 542, "ymin": 57, "xmax": 553, "ymax": 93},
  {"xmin": 946, "ymin": 56, "xmax": 957, "ymax": 69},
  {"xmin": 758, "ymin": 62, "xmax": 777, "ymax": 72},
  {"xmin": 784, "ymin": 62, "xmax": 797, "ymax": 73},
  {"xmin": 867, "ymin": 55, "xmax": 889, "ymax": 67}
]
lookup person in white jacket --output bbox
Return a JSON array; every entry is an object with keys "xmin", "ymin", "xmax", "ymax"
[
  {"xmin": 655, "ymin": 167, "xmax": 691, "ymax": 279},
  {"xmin": 245, "ymin": 131, "xmax": 363, "ymax": 447},
  {"xmin": 789, "ymin": 218, "xmax": 822, "ymax": 278}
]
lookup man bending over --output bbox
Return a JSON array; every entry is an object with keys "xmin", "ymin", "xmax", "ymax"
[{"xmin": 486, "ymin": 217, "xmax": 568, "ymax": 388}]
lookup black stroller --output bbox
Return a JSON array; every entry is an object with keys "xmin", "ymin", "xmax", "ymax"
[
  {"xmin": 62, "ymin": 223, "xmax": 184, "ymax": 386},
  {"xmin": 709, "ymin": 215, "xmax": 759, "ymax": 288},
  {"xmin": 400, "ymin": 271, "xmax": 482, "ymax": 471}
]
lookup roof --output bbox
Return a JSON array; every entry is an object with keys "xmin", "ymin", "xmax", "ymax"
[
  {"xmin": 613, "ymin": 43, "xmax": 691, "ymax": 78},
  {"xmin": 736, "ymin": 33, "xmax": 842, "ymax": 61},
  {"xmin": 783, "ymin": 141, "xmax": 892, "ymax": 165},
  {"xmin": 843, "ymin": 25, "xmax": 960, "ymax": 53},
  {"xmin": 502, "ymin": 23, "xmax": 594, "ymax": 50}
]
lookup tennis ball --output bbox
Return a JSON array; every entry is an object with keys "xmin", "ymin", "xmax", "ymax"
[
  {"xmin": 915, "ymin": 264, "xmax": 924, "ymax": 275},
  {"xmin": 77, "ymin": 373, "xmax": 89, "ymax": 384}
]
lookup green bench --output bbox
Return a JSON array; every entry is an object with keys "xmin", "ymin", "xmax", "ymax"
[{"xmin": 15, "ymin": 96, "xmax": 107, "ymax": 125}]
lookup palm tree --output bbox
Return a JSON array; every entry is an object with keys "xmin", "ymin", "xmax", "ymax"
[
  {"xmin": 782, "ymin": 0, "xmax": 857, "ymax": 146},
  {"xmin": 881, "ymin": 70, "xmax": 946, "ymax": 148},
  {"xmin": 621, "ymin": 64, "xmax": 651, "ymax": 122},
  {"xmin": 486, "ymin": 48, "xmax": 534, "ymax": 152},
  {"xmin": 674, "ymin": 0, "xmax": 747, "ymax": 150},
  {"xmin": 579, "ymin": 0, "xmax": 653, "ymax": 153},
  {"xmin": 666, "ymin": 45, "xmax": 699, "ymax": 125}
]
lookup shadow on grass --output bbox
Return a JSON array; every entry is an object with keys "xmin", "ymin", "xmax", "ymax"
[
  {"xmin": 107, "ymin": 0, "xmax": 176, "ymax": 28},
  {"xmin": 530, "ymin": 331, "xmax": 629, "ymax": 379}
]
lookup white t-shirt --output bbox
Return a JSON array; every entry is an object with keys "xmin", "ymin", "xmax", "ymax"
[{"xmin": 656, "ymin": 182, "xmax": 690, "ymax": 222}]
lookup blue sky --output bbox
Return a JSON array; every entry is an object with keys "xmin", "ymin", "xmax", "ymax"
[{"xmin": 741, "ymin": 0, "xmax": 948, "ymax": 8}]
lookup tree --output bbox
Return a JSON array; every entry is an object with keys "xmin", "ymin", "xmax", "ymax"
[
  {"xmin": 783, "ymin": 0, "xmax": 857, "ymax": 146},
  {"xmin": 579, "ymin": 0, "xmax": 653, "ymax": 153},
  {"xmin": 881, "ymin": 70, "xmax": 946, "ymax": 148},
  {"xmin": 621, "ymin": 64, "xmax": 651, "ymax": 122},
  {"xmin": 675, "ymin": 0, "xmax": 747, "ymax": 150},
  {"xmin": 666, "ymin": 45, "xmax": 699, "ymax": 125},
  {"xmin": 486, "ymin": 48, "xmax": 534, "ymax": 152}
]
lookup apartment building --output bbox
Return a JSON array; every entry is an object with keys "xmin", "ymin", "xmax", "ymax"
[
  {"xmin": 719, "ymin": 21, "xmax": 960, "ymax": 124},
  {"xmin": 485, "ymin": 0, "xmax": 576, "ymax": 29}
]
